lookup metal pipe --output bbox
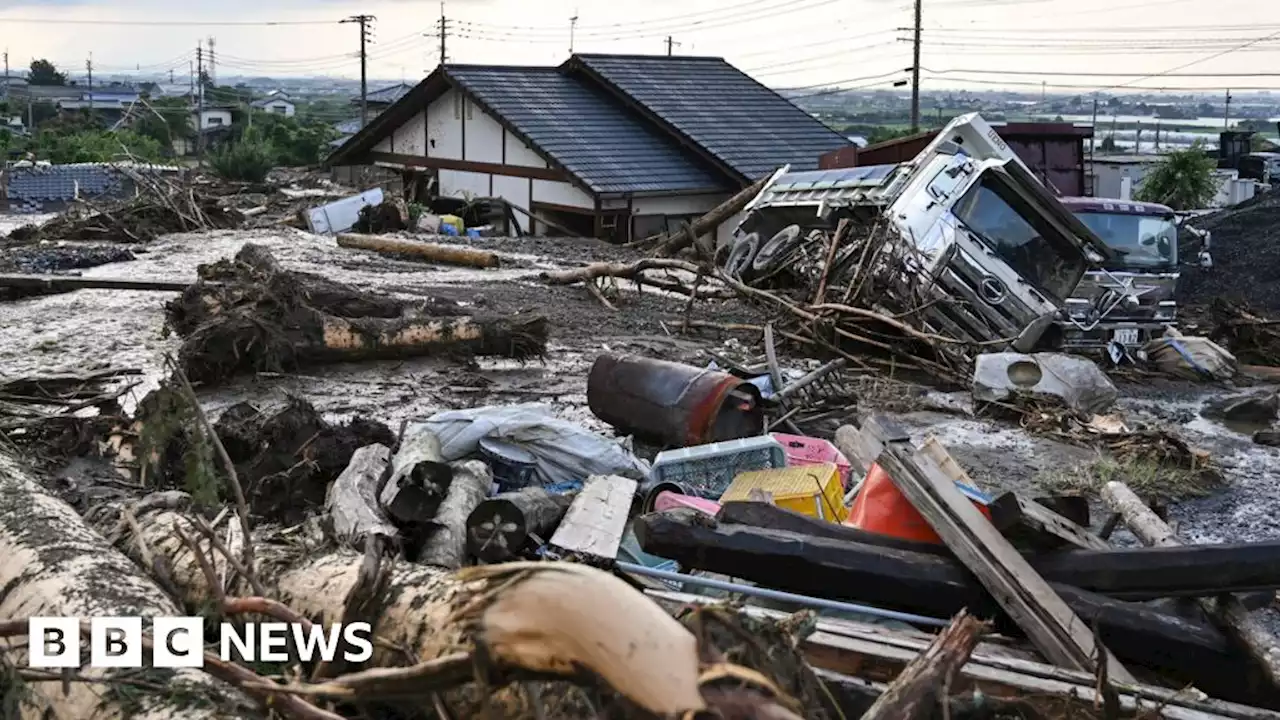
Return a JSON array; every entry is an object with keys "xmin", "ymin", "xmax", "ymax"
[{"xmin": 615, "ymin": 560, "xmax": 949, "ymax": 628}]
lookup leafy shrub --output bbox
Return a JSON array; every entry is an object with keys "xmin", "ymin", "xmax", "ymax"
[
  {"xmin": 210, "ymin": 134, "xmax": 276, "ymax": 183},
  {"xmin": 1134, "ymin": 144, "xmax": 1218, "ymax": 211}
]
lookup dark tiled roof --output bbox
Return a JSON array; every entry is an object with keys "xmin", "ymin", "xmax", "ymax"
[
  {"xmin": 364, "ymin": 83, "xmax": 413, "ymax": 105},
  {"xmin": 568, "ymin": 54, "xmax": 850, "ymax": 182},
  {"xmin": 447, "ymin": 66, "xmax": 728, "ymax": 195}
]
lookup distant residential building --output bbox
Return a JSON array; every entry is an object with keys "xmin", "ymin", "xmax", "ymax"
[
  {"xmin": 358, "ymin": 82, "xmax": 413, "ymax": 112},
  {"xmin": 194, "ymin": 107, "xmax": 234, "ymax": 130},
  {"xmin": 0, "ymin": 75, "xmax": 28, "ymax": 100},
  {"xmin": 251, "ymin": 96, "xmax": 296, "ymax": 117}
]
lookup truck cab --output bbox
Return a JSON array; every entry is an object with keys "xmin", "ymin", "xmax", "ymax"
[
  {"xmin": 733, "ymin": 113, "xmax": 1114, "ymax": 353},
  {"xmin": 1056, "ymin": 197, "xmax": 1181, "ymax": 352}
]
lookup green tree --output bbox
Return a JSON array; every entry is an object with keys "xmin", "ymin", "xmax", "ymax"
[
  {"xmin": 135, "ymin": 98, "xmax": 194, "ymax": 152},
  {"xmin": 210, "ymin": 127, "xmax": 275, "ymax": 182},
  {"xmin": 1133, "ymin": 144, "xmax": 1218, "ymax": 211},
  {"xmin": 1100, "ymin": 135, "xmax": 1118, "ymax": 152},
  {"xmin": 28, "ymin": 59, "xmax": 66, "ymax": 86},
  {"xmin": 866, "ymin": 126, "xmax": 918, "ymax": 145},
  {"xmin": 239, "ymin": 111, "xmax": 339, "ymax": 166}
]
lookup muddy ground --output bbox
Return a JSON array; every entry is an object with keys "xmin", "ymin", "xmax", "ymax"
[{"xmin": 3, "ymin": 219, "xmax": 1279, "ymax": 628}]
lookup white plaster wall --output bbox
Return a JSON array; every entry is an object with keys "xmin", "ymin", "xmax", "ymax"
[
  {"xmin": 532, "ymin": 179, "xmax": 594, "ymax": 210},
  {"xmin": 374, "ymin": 136, "xmax": 392, "ymax": 152},
  {"xmin": 631, "ymin": 193, "xmax": 725, "ymax": 216},
  {"xmin": 261, "ymin": 100, "xmax": 295, "ymax": 117},
  {"xmin": 195, "ymin": 109, "xmax": 232, "ymax": 130},
  {"xmin": 465, "ymin": 105, "xmax": 504, "ymax": 164},
  {"xmin": 493, "ymin": 175, "xmax": 532, "ymax": 234},
  {"xmin": 601, "ymin": 197, "xmax": 628, "ymax": 210},
  {"xmin": 392, "ymin": 110, "xmax": 426, "ymax": 156},
  {"xmin": 439, "ymin": 169, "xmax": 490, "ymax": 199},
  {"xmin": 505, "ymin": 130, "xmax": 547, "ymax": 169},
  {"xmin": 426, "ymin": 88, "xmax": 463, "ymax": 160}
]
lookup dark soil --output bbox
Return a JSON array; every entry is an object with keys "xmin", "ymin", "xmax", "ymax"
[
  {"xmin": 1181, "ymin": 191, "xmax": 1280, "ymax": 309},
  {"xmin": 0, "ymin": 243, "xmax": 137, "ymax": 274}
]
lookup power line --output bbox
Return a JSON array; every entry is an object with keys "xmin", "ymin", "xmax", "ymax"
[
  {"xmin": 923, "ymin": 67, "xmax": 1280, "ymax": 79},
  {"xmin": 917, "ymin": 74, "xmax": 1280, "ymax": 92},
  {"xmin": 340, "ymin": 14, "xmax": 375, "ymax": 128},
  {"xmin": 0, "ymin": 16, "xmax": 338, "ymax": 26}
]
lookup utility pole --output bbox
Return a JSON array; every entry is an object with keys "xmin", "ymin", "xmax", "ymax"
[
  {"xmin": 169, "ymin": 68, "xmax": 174, "ymax": 84},
  {"xmin": 910, "ymin": 0, "xmax": 922, "ymax": 132},
  {"xmin": 196, "ymin": 41, "xmax": 204, "ymax": 168},
  {"xmin": 1088, "ymin": 94, "xmax": 1099, "ymax": 194},
  {"xmin": 87, "ymin": 54, "xmax": 94, "ymax": 113},
  {"xmin": 665, "ymin": 36, "xmax": 681, "ymax": 56},
  {"xmin": 341, "ymin": 15, "xmax": 375, "ymax": 128},
  {"xmin": 439, "ymin": 2, "xmax": 449, "ymax": 66},
  {"xmin": 569, "ymin": 11, "xmax": 578, "ymax": 55},
  {"xmin": 207, "ymin": 36, "xmax": 216, "ymax": 86},
  {"xmin": 1223, "ymin": 89, "xmax": 1232, "ymax": 130}
]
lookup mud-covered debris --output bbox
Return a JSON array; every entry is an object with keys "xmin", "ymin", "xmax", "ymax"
[
  {"xmin": 164, "ymin": 243, "xmax": 548, "ymax": 384},
  {"xmin": 1201, "ymin": 389, "xmax": 1280, "ymax": 423},
  {"xmin": 973, "ymin": 352, "xmax": 1118, "ymax": 416}
]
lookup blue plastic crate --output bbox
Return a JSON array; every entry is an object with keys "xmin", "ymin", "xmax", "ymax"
[{"xmin": 649, "ymin": 435, "xmax": 787, "ymax": 500}]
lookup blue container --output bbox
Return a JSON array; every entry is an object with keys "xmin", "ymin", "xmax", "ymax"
[
  {"xmin": 466, "ymin": 227, "xmax": 482, "ymax": 238},
  {"xmin": 440, "ymin": 223, "xmax": 459, "ymax": 236},
  {"xmin": 478, "ymin": 437, "xmax": 539, "ymax": 492}
]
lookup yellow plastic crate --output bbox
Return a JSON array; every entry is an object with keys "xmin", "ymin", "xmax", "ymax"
[{"xmin": 720, "ymin": 463, "xmax": 848, "ymax": 523}]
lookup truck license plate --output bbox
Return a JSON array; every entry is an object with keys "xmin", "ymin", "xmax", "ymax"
[{"xmin": 1113, "ymin": 328, "xmax": 1140, "ymax": 346}]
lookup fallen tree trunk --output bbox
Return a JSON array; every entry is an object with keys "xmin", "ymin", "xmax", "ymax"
[
  {"xmin": 635, "ymin": 509, "xmax": 1275, "ymax": 707},
  {"xmin": 1102, "ymin": 480, "xmax": 1280, "ymax": 692},
  {"xmin": 0, "ymin": 452, "xmax": 251, "ymax": 720},
  {"xmin": 0, "ymin": 272, "xmax": 191, "ymax": 292},
  {"xmin": 650, "ymin": 175, "xmax": 770, "ymax": 257},
  {"xmin": 467, "ymin": 486, "xmax": 577, "ymax": 562},
  {"xmin": 860, "ymin": 610, "xmax": 988, "ymax": 720},
  {"xmin": 125, "ymin": 512, "xmax": 808, "ymax": 718},
  {"xmin": 325, "ymin": 444, "xmax": 397, "ymax": 552},
  {"xmin": 418, "ymin": 460, "xmax": 491, "ymax": 569},
  {"xmin": 336, "ymin": 233, "xmax": 500, "ymax": 269}
]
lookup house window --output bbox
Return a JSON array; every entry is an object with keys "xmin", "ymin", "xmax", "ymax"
[{"xmin": 208, "ymin": 116, "xmax": 223, "ymax": 126}]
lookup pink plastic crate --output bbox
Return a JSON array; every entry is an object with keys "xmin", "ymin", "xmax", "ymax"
[{"xmin": 771, "ymin": 432, "xmax": 853, "ymax": 489}]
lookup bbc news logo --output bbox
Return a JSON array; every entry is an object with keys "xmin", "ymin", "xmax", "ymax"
[{"xmin": 28, "ymin": 618, "xmax": 374, "ymax": 668}]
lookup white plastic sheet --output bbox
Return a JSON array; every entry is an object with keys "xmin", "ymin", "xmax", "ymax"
[{"xmin": 421, "ymin": 403, "xmax": 650, "ymax": 487}]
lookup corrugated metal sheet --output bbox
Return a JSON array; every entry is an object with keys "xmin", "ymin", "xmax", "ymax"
[
  {"xmin": 448, "ymin": 66, "xmax": 729, "ymax": 195},
  {"xmin": 570, "ymin": 54, "xmax": 852, "ymax": 182}
]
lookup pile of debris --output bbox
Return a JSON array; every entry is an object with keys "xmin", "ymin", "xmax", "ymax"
[
  {"xmin": 165, "ymin": 244, "xmax": 547, "ymax": 384},
  {"xmin": 6, "ymin": 167, "xmax": 241, "ymax": 245}
]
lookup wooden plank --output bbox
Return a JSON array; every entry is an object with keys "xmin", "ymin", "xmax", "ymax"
[
  {"xmin": 368, "ymin": 151, "xmax": 566, "ymax": 182},
  {"xmin": 649, "ymin": 590, "xmax": 1280, "ymax": 720},
  {"xmin": 863, "ymin": 415, "xmax": 1136, "ymax": 683},
  {"xmin": 988, "ymin": 492, "xmax": 1112, "ymax": 551},
  {"xmin": 0, "ymin": 273, "xmax": 191, "ymax": 292},
  {"xmin": 833, "ymin": 423, "xmax": 882, "ymax": 477},
  {"xmin": 549, "ymin": 474, "xmax": 636, "ymax": 563},
  {"xmin": 920, "ymin": 436, "xmax": 981, "ymax": 491}
]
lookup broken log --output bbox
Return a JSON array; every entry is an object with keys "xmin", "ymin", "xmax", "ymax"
[
  {"xmin": 379, "ymin": 426, "xmax": 452, "ymax": 525},
  {"xmin": 987, "ymin": 491, "xmax": 1111, "ymax": 551},
  {"xmin": 651, "ymin": 174, "xmax": 770, "ymax": 257},
  {"xmin": 540, "ymin": 257, "xmax": 702, "ymax": 285},
  {"xmin": 336, "ymin": 232, "xmax": 500, "ymax": 269},
  {"xmin": 419, "ymin": 460, "xmax": 492, "ymax": 570},
  {"xmin": 0, "ymin": 452, "xmax": 249, "ymax": 720},
  {"xmin": 860, "ymin": 610, "xmax": 988, "ymax": 720},
  {"xmin": 121, "ymin": 511, "xmax": 803, "ymax": 718},
  {"xmin": 717, "ymin": 500, "xmax": 952, "ymax": 556},
  {"xmin": 0, "ymin": 272, "xmax": 191, "ymax": 292},
  {"xmin": 549, "ymin": 474, "xmax": 637, "ymax": 564},
  {"xmin": 467, "ymin": 486, "xmax": 577, "ymax": 562},
  {"xmin": 325, "ymin": 443, "xmax": 397, "ymax": 551},
  {"xmin": 1102, "ymin": 480, "xmax": 1280, "ymax": 692},
  {"xmin": 635, "ymin": 510, "xmax": 1275, "ymax": 706}
]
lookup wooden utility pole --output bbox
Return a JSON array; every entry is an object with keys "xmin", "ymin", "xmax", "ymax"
[
  {"xmin": 342, "ymin": 15, "xmax": 375, "ymax": 128},
  {"xmin": 1224, "ymin": 89, "xmax": 1232, "ymax": 130},
  {"xmin": 196, "ymin": 42, "xmax": 204, "ymax": 167},
  {"xmin": 910, "ymin": 0, "xmax": 922, "ymax": 132},
  {"xmin": 438, "ymin": 2, "xmax": 449, "ymax": 66}
]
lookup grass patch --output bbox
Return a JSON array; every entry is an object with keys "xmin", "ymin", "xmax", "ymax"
[{"xmin": 1036, "ymin": 453, "xmax": 1223, "ymax": 502}]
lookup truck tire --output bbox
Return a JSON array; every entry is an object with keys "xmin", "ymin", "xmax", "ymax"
[
  {"xmin": 752, "ymin": 224, "xmax": 803, "ymax": 274},
  {"xmin": 724, "ymin": 232, "xmax": 759, "ymax": 281}
]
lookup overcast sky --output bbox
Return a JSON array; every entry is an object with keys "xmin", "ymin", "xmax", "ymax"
[{"xmin": 0, "ymin": 0, "xmax": 1275, "ymax": 96}]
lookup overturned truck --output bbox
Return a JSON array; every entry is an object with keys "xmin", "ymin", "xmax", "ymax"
[{"xmin": 727, "ymin": 113, "xmax": 1159, "ymax": 355}]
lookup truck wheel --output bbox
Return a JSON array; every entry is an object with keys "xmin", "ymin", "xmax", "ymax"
[
  {"xmin": 752, "ymin": 224, "xmax": 803, "ymax": 274},
  {"xmin": 724, "ymin": 232, "xmax": 759, "ymax": 281}
]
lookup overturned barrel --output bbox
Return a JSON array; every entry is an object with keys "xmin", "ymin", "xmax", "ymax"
[{"xmin": 587, "ymin": 353, "xmax": 764, "ymax": 448}]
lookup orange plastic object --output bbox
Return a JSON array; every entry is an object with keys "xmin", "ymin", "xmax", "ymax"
[{"xmin": 844, "ymin": 463, "xmax": 992, "ymax": 544}]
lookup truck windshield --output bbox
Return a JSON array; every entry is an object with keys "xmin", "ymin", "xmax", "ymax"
[
  {"xmin": 951, "ymin": 173, "xmax": 1086, "ymax": 302},
  {"xmin": 1072, "ymin": 212, "xmax": 1177, "ymax": 269}
]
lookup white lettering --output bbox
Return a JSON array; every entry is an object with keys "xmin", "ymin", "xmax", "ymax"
[
  {"xmin": 259, "ymin": 623, "xmax": 290, "ymax": 662},
  {"xmin": 154, "ymin": 617, "xmax": 205, "ymax": 668},
  {"xmin": 220, "ymin": 623, "xmax": 255, "ymax": 663},
  {"xmin": 290, "ymin": 623, "xmax": 342, "ymax": 662},
  {"xmin": 342, "ymin": 623, "xmax": 373, "ymax": 663}
]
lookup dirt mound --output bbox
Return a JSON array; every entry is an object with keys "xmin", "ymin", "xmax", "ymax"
[{"xmin": 1181, "ymin": 191, "xmax": 1280, "ymax": 310}]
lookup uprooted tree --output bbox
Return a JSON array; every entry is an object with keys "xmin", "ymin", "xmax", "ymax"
[{"xmin": 165, "ymin": 244, "xmax": 548, "ymax": 384}]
